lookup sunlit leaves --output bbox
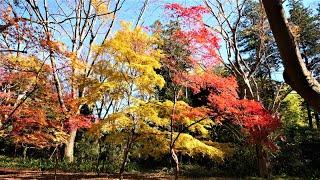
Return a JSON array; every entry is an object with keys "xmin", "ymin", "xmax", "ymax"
[
  {"xmin": 165, "ymin": 3, "xmax": 220, "ymax": 68},
  {"xmin": 100, "ymin": 22, "xmax": 165, "ymax": 93},
  {"xmin": 0, "ymin": 55, "xmax": 90, "ymax": 148},
  {"xmin": 92, "ymin": 0, "xmax": 110, "ymax": 16},
  {"xmin": 94, "ymin": 99, "xmax": 227, "ymax": 160},
  {"xmin": 164, "ymin": 3, "xmax": 280, "ymax": 150},
  {"xmin": 86, "ymin": 22, "xmax": 165, "ymax": 106},
  {"xmin": 174, "ymin": 133, "xmax": 225, "ymax": 160}
]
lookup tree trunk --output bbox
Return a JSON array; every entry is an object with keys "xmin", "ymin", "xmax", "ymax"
[
  {"xmin": 171, "ymin": 149, "xmax": 179, "ymax": 180},
  {"xmin": 306, "ymin": 103, "xmax": 313, "ymax": 129},
  {"xmin": 314, "ymin": 112, "xmax": 320, "ymax": 129},
  {"xmin": 23, "ymin": 146, "xmax": 28, "ymax": 160},
  {"xmin": 64, "ymin": 129, "xmax": 77, "ymax": 162},
  {"xmin": 262, "ymin": 0, "xmax": 320, "ymax": 112},
  {"xmin": 96, "ymin": 142, "xmax": 102, "ymax": 176},
  {"xmin": 256, "ymin": 144, "xmax": 269, "ymax": 178},
  {"xmin": 119, "ymin": 148, "xmax": 129, "ymax": 178},
  {"xmin": 119, "ymin": 136, "xmax": 133, "ymax": 178}
]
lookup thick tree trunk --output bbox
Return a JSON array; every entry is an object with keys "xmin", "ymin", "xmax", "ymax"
[
  {"xmin": 64, "ymin": 129, "xmax": 77, "ymax": 162},
  {"xmin": 262, "ymin": 0, "xmax": 320, "ymax": 112},
  {"xmin": 256, "ymin": 144, "xmax": 269, "ymax": 178},
  {"xmin": 306, "ymin": 103, "xmax": 313, "ymax": 129}
]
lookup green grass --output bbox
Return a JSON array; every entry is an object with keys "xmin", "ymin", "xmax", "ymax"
[
  {"xmin": 0, "ymin": 155, "xmax": 101, "ymax": 172},
  {"xmin": 0, "ymin": 155, "xmax": 312, "ymax": 179}
]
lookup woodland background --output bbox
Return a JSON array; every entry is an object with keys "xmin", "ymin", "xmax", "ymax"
[{"xmin": 0, "ymin": 0, "xmax": 319, "ymax": 179}]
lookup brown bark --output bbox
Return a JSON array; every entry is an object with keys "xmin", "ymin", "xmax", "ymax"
[
  {"xmin": 256, "ymin": 144, "xmax": 269, "ymax": 178},
  {"xmin": 262, "ymin": 0, "xmax": 320, "ymax": 112},
  {"xmin": 0, "ymin": 24, "xmax": 11, "ymax": 33},
  {"xmin": 0, "ymin": 18, "xmax": 19, "ymax": 33},
  {"xmin": 119, "ymin": 135, "xmax": 133, "ymax": 179}
]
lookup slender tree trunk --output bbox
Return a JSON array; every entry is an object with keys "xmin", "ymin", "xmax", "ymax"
[
  {"xmin": 314, "ymin": 112, "xmax": 320, "ymax": 129},
  {"xmin": 23, "ymin": 146, "xmax": 28, "ymax": 160},
  {"xmin": 54, "ymin": 147, "xmax": 59, "ymax": 180},
  {"xmin": 306, "ymin": 103, "xmax": 313, "ymax": 129},
  {"xmin": 256, "ymin": 144, "xmax": 269, "ymax": 178},
  {"xmin": 14, "ymin": 146, "xmax": 17, "ymax": 158},
  {"xmin": 171, "ymin": 149, "xmax": 179, "ymax": 180},
  {"xmin": 119, "ymin": 134, "xmax": 133, "ymax": 178},
  {"xmin": 96, "ymin": 142, "xmax": 101, "ymax": 176},
  {"xmin": 119, "ymin": 148, "xmax": 129, "ymax": 178},
  {"xmin": 239, "ymin": 77, "xmax": 255, "ymax": 100},
  {"xmin": 64, "ymin": 129, "xmax": 77, "ymax": 162}
]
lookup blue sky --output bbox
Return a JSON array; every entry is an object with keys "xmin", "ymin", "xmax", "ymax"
[
  {"xmin": 114, "ymin": 0, "xmax": 318, "ymax": 82},
  {"xmin": 117, "ymin": 0, "xmax": 318, "ymax": 27},
  {"xmin": 43, "ymin": 0, "xmax": 317, "ymax": 82}
]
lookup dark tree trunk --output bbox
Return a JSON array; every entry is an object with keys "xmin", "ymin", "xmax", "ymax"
[
  {"xmin": 314, "ymin": 112, "xmax": 320, "ymax": 129},
  {"xmin": 262, "ymin": 0, "xmax": 320, "ymax": 112},
  {"xmin": 256, "ymin": 144, "xmax": 269, "ymax": 178},
  {"xmin": 306, "ymin": 103, "xmax": 313, "ymax": 129},
  {"xmin": 119, "ymin": 146, "xmax": 129, "ymax": 178},
  {"xmin": 119, "ymin": 134, "xmax": 133, "ymax": 179}
]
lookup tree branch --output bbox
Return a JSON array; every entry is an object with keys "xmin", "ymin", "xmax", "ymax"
[{"xmin": 262, "ymin": 0, "xmax": 320, "ymax": 112}]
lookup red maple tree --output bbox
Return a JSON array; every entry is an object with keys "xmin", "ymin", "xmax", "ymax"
[{"xmin": 165, "ymin": 2, "xmax": 280, "ymax": 150}]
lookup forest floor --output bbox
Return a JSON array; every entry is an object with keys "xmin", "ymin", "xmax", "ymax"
[
  {"xmin": 0, "ymin": 168, "xmax": 241, "ymax": 180},
  {"xmin": 1, "ymin": 168, "xmax": 169, "ymax": 180}
]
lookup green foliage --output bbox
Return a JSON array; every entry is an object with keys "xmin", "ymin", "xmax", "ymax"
[
  {"xmin": 288, "ymin": 0, "xmax": 320, "ymax": 59},
  {"xmin": 0, "ymin": 155, "xmax": 92, "ymax": 172},
  {"xmin": 288, "ymin": 0, "xmax": 320, "ymax": 78},
  {"xmin": 153, "ymin": 20, "xmax": 192, "ymax": 102},
  {"xmin": 280, "ymin": 92, "xmax": 307, "ymax": 127},
  {"xmin": 272, "ymin": 127, "xmax": 320, "ymax": 178}
]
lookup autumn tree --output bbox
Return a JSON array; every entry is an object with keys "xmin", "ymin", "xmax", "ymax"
[
  {"xmin": 0, "ymin": 55, "xmax": 69, "ymax": 152},
  {"xmin": 88, "ymin": 22, "xmax": 165, "ymax": 176},
  {"xmin": 236, "ymin": 0, "xmax": 291, "ymax": 111},
  {"xmin": 0, "ymin": 0, "xmax": 128, "ymax": 162},
  {"xmin": 155, "ymin": 4, "xmax": 223, "ymax": 178},
  {"xmin": 203, "ymin": 0, "xmax": 291, "ymax": 114},
  {"xmin": 164, "ymin": 3, "xmax": 281, "ymax": 177},
  {"xmin": 87, "ymin": 20, "xmax": 233, "ymax": 178}
]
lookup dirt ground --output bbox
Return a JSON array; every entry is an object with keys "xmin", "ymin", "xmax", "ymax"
[
  {"xmin": 0, "ymin": 168, "xmax": 175, "ymax": 180},
  {"xmin": 0, "ymin": 168, "xmax": 247, "ymax": 179}
]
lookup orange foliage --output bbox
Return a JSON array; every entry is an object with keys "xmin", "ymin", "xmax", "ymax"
[{"xmin": 165, "ymin": 3, "xmax": 280, "ymax": 149}]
